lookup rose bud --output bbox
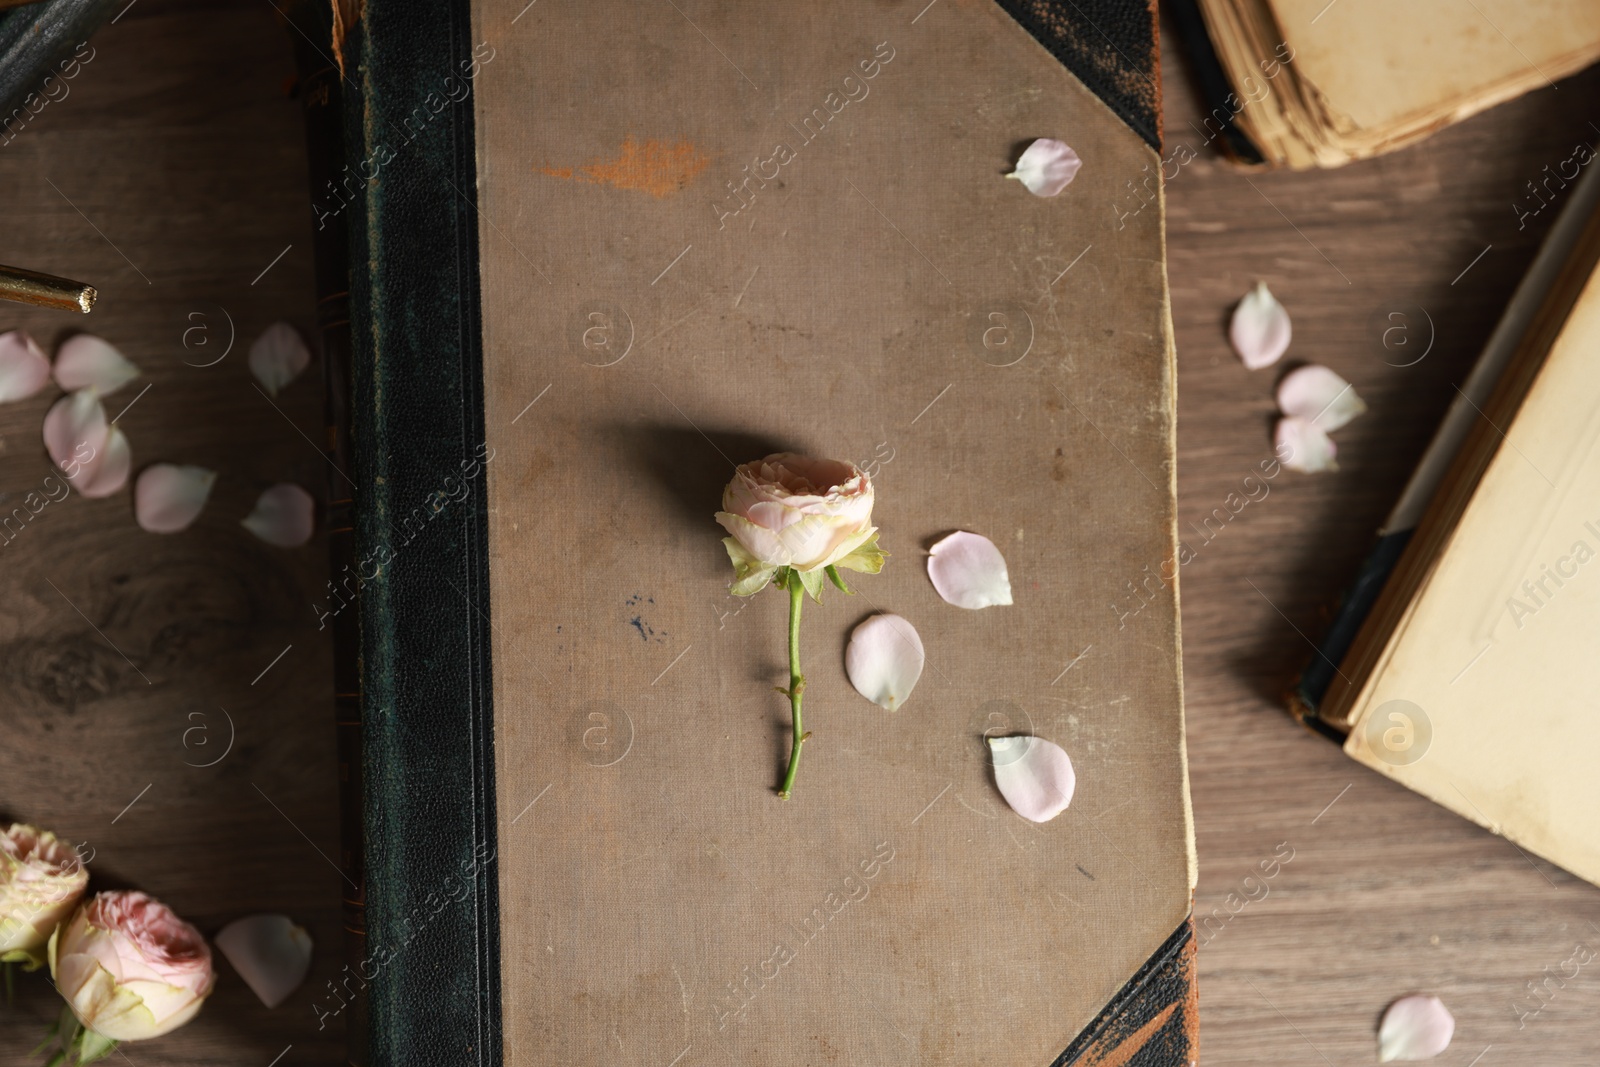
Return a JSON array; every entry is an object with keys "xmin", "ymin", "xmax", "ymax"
[
  {"xmin": 49, "ymin": 890, "xmax": 215, "ymax": 1043},
  {"xmin": 0, "ymin": 823, "xmax": 88, "ymax": 968},
  {"xmin": 715, "ymin": 453, "xmax": 884, "ymax": 596}
]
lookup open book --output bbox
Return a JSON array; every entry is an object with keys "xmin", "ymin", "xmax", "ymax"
[{"xmin": 1175, "ymin": 0, "xmax": 1600, "ymax": 167}]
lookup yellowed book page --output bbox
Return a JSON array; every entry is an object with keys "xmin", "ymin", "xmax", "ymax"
[
  {"xmin": 1270, "ymin": 0, "xmax": 1600, "ymax": 137},
  {"xmin": 1345, "ymin": 262, "xmax": 1600, "ymax": 887}
]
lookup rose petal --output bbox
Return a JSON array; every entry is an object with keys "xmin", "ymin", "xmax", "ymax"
[
  {"xmin": 1275, "ymin": 416, "xmax": 1338, "ymax": 473},
  {"xmin": 242, "ymin": 483, "xmax": 315, "ymax": 547},
  {"xmin": 1277, "ymin": 364, "xmax": 1367, "ymax": 432},
  {"xmin": 1230, "ymin": 281, "xmax": 1292, "ymax": 370},
  {"xmin": 215, "ymin": 915, "xmax": 313, "ymax": 1009},
  {"xmin": 79, "ymin": 427, "xmax": 131, "ymax": 498},
  {"xmin": 927, "ymin": 531, "xmax": 1013, "ymax": 609},
  {"xmin": 53, "ymin": 333, "xmax": 140, "ymax": 395},
  {"xmin": 134, "ymin": 464, "xmax": 217, "ymax": 533},
  {"xmin": 43, "ymin": 388, "xmax": 110, "ymax": 479},
  {"xmin": 1378, "ymin": 994, "xmax": 1454, "ymax": 1062},
  {"xmin": 249, "ymin": 322, "xmax": 311, "ymax": 396},
  {"xmin": 1007, "ymin": 138, "xmax": 1082, "ymax": 197},
  {"xmin": 988, "ymin": 735, "xmax": 1076, "ymax": 822},
  {"xmin": 845, "ymin": 613, "xmax": 924, "ymax": 711},
  {"xmin": 0, "ymin": 330, "xmax": 51, "ymax": 402}
]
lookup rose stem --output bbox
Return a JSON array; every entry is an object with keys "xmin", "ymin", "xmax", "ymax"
[{"xmin": 778, "ymin": 573, "xmax": 806, "ymax": 799}]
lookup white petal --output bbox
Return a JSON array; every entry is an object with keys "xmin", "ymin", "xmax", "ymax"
[
  {"xmin": 927, "ymin": 531, "xmax": 1013, "ymax": 609},
  {"xmin": 43, "ymin": 388, "xmax": 109, "ymax": 478},
  {"xmin": 216, "ymin": 914, "xmax": 313, "ymax": 1009},
  {"xmin": 845, "ymin": 614, "xmax": 924, "ymax": 711},
  {"xmin": 249, "ymin": 322, "xmax": 311, "ymax": 396},
  {"xmin": 0, "ymin": 330, "xmax": 51, "ymax": 401},
  {"xmin": 1007, "ymin": 138, "xmax": 1082, "ymax": 197},
  {"xmin": 53, "ymin": 333, "xmax": 140, "ymax": 395},
  {"xmin": 242, "ymin": 483, "xmax": 315, "ymax": 547},
  {"xmin": 135, "ymin": 464, "xmax": 217, "ymax": 533},
  {"xmin": 1378, "ymin": 995, "xmax": 1454, "ymax": 1062},
  {"xmin": 79, "ymin": 427, "xmax": 131, "ymax": 498},
  {"xmin": 1230, "ymin": 281, "xmax": 1292, "ymax": 370},
  {"xmin": 988, "ymin": 735, "xmax": 1076, "ymax": 822},
  {"xmin": 1277, "ymin": 364, "xmax": 1367, "ymax": 432},
  {"xmin": 1275, "ymin": 416, "xmax": 1338, "ymax": 473}
]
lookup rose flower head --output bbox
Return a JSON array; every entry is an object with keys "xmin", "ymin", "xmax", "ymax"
[
  {"xmin": 716, "ymin": 453, "xmax": 884, "ymax": 596},
  {"xmin": 0, "ymin": 822, "xmax": 88, "ymax": 968},
  {"xmin": 50, "ymin": 890, "xmax": 215, "ymax": 1043}
]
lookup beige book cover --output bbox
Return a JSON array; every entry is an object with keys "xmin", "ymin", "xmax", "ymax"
[{"xmin": 465, "ymin": 0, "xmax": 1197, "ymax": 1063}]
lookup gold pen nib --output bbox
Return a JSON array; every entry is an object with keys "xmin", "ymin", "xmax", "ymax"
[{"xmin": 0, "ymin": 264, "xmax": 97, "ymax": 313}]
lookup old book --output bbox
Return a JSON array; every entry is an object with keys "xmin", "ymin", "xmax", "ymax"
[
  {"xmin": 1307, "ymin": 164, "xmax": 1600, "ymax": 887},
  {"xmin": 332, "ymin": 1, "xmax": 1197, "ymax": 1063},
  {"xmin": 1168, "ymin": 0, "xmax": 1600, "ymax": 167}
]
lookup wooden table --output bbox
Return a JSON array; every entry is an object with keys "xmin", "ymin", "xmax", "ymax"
[
  {"xmin": 1161, "ymin": 16, "xmax": 1600, "ymax": 1067},
  {"xmin": 1, "ymin": 2, "xmax": 1596, "ymax": 1064}
]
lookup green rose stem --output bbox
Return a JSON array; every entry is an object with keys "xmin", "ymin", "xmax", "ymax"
[{"xmin": 777, "ymin": 570, "xmax": 809, "ymax": 799}]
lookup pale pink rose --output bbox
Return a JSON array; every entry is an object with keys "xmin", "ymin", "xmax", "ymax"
[
  {"xmin": 0, "ymin": 823, "xmax": 88, "ymax": 964},
  {"xmin": 50, "ymin": 891, "xmax": 215, "ymax": 1041},
  {"xmin": 716, "ymin": 453, "xmax": 880, "ymax": 595}
]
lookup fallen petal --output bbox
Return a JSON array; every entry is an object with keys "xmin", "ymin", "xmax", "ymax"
[
  {"xmin": 1277, "ymin": 364, "xmax": 1367, "ymax": 432},
  {"xmin": 215, "ymin": 914, "xmax": 313, "ymax": 1009},
  {"xmin": 1378, "ymin": 994, "xmax": 1454, "ymax": 1062},
  {"xmin": 242, "ymin": 483, "xmax": 315, "ymax": 546},
  {"xmin": 53, "ymin": 333, "xmax": 140, "ymax": 395},
  {"xmin": 249, "ymin": 322, "xmax": 311, "ymax": 396},
  {"xmin": 988, "ymin": 735, "xmax": 1076, "ymax": 822},
  {"xmin": 79, "ymin": 427, "xmax": 131, "ymax": 498},
  {"xmin": 0, "ymin": 330, "xmax": 51, "ymax": 402},
  {"xmin": 42, "ymin": 388, "xmax": 110, "ymax": 480},
  {"xmin": 1275, "ymin": 416, "xmax": 1338, "ymax": 473},
  {"xmin": 135, "ymin": 464, "xmax": 217, "ymax": 533},
  {"xmin": 927, "ymin": 531, "xmax": 1014, "ymax": 609},
  {"xmin": 845, "ymin": 614, "xmax": 925, "ymax": 711},
  {"xmin": 1007, "ymin": 138, "xmax": 1081, "ymax": 197},
  {"xmin": 1230, "ymin": 281, "xmax": 1292, "ymax": 370}
]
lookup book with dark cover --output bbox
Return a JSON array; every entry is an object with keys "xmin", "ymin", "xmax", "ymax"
[{"xmin": 310, "ymin": 1, "xmax": 1198, "ymax": 1063}]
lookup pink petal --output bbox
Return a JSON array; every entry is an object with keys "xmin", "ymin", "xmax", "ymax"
[
  {"xmin": 1277, "ymin": 364, "xmax": 1367, "ymax": 432},
  {"xmin": 135, "ymin": 464, "xmax": 217, "ymax": 533},
  {"xmin": 78, "ymin": 427, "xmax": 131, "ymax": 498},
  {"xmin": 53, "ymin": 333, "xmax": 140, "ymax": 395},
  {"xmin": 927, "ymin": 531, "xmax": 1013, "ymax": 609},
  {"xmin": 1007, "ymin": 138, "xmax": 1081, "ymax": 197},
  {"xmin": 1275, "ymin": 416, "xmax": 1338, "ymax": 473},
  {"xmin": 0, "ymin": 330, "xmax": 51, "ymax": 402},
  {"xmin": 845, "ymin": 614, "xmax": 924, "ymax": 711},
  {"xmin": 43, "ymin": 388, "xmax": 110, "ymax": 478},
  {"xmin": 988, "ymin": 735, "xmax": 1076, "ymax": 822},
  {"xmin": 249, "ymin": 322, "xmax": 311, "ymax": 396},
  {"xmin": 216, "ymin": 914, "xmax": 313, "ymax": 1009},
  {"xmin": 1378, "ymin": 995, "xmax": 1454, "ymax": 1062},
  {"xmin": 242, "ymin": 483, "xmax": 315, "ymax": 547},
  {"xmin": 1230, "ymin": 281, "xmax": 1292, "ymax": 370}
]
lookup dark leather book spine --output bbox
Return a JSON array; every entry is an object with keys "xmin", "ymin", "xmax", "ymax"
[
  {"xmin": 338, "ymin": 2, "xmax": 503, "ymax": 1064},
  {"xmin": 280, "ymin": 2, "xmax": 366, "ymax": 1062},
  {"xmin": 0, "ymin": 0, "xmax": 119, "ymax": 148}
]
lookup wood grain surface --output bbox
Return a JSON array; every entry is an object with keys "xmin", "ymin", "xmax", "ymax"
[
  {"xmin": 0, "ymin": 2, "xmax": 345, "ymax": 1064},
  {"xmin": 1160, "ymin": 15, "xmax": 1600, "ymax": 1067},
  {"xmin": 0, "ymin": 2, "xmax": 1597, "ymax": 1065}
]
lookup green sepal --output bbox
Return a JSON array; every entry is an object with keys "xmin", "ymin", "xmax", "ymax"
[
  {"xmin": 1, "ymin": 946, "xmax": 46, "ymax": 971},
  {"xmin": 825, "ymin": 564, "xmax": 853, "ymax": 594},
  {"xmin": 723, "ymin": 537, "xmax": 778, "ymax": 596},
  {"xmin": 834, "ymin": 532, "xmax": 886, "ymax": 575},
  {"xmin": 795, "ymin": 566, "xmax": 825, "ymax": 602}
]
